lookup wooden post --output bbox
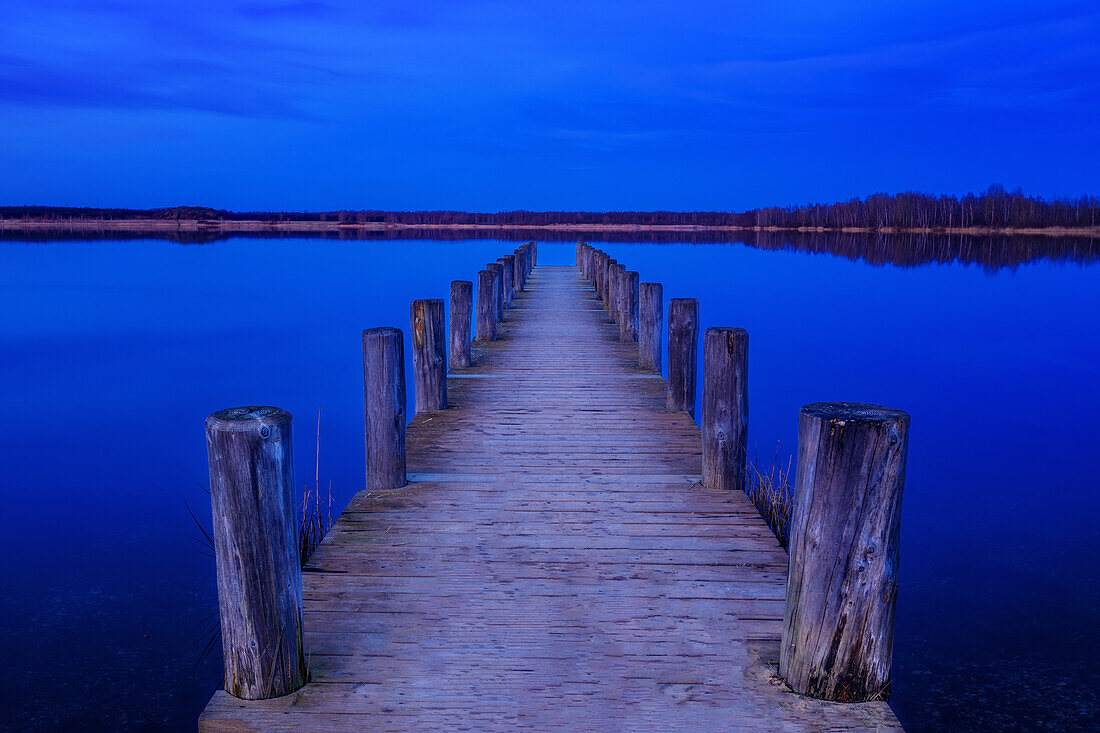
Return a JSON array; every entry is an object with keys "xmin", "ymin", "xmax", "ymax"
[
  {"xmin": 605, "ymin": 260, "xmax": 618, "ymax": 316},
  {"xmin": 530, "ymin": 241, "xmax": 538, "ymax": 267},
  {"xmin": 206, "ymin": 406, "xmax": 308, "ymax": 700},
  {"xmin": 449, "ymin": 280, "xmax": 472, "ymax": 369},
  {"xmin": 781, "ymin": 402, "xmax": 910, "ymax": 702},
  {"xmin": 500, "ymin": 255, "xmax": 515, "ymax": 307},
  {"xmin": 410, "ymin": 299, "xmax": 447, "ymax": 412},
  {"xmin": 503, "ymin": 254, "xmax": 514, "ymax": 305},
  {"xmin": 666, "ymin": 298, "xmax": 699, "ymax": 418},
  {"xmin": 596, "ymin": 253, "xmax": 610, "ymax": 304},
  {"xmin": 593, "ymin": 253, "xmax": 605, "ymax": 300},
  {"xmin": 487, "ymin": 262, "xmax": 504, "ymax": 322},
  {"xmin": 701, "ymin": 328, "xmax": 748, "ymax": 491},
  {"xmin": 362, "ymin": 327, "xmax": 407, "ymax": 489},
  {"xmin": 513, "ymin": 248, "xmax": 525, "ymax": 293},
  {"xmin": 638, "ymin": 282, "xmax": 662, "ymax": 371},
  {"xmin": 515, "ymin": 245, "xmax": 526, "ymax": 291},
  {"xmin": 475, "ymin": 270, "xmax": 496, "ymax": 341},
  {"xmin": 619, "ymin": 271, "xmax": 639, "ymax": 342},
  {"xmin": 610, "ymin": 263, "xmax": 625, "ymax": 323}
]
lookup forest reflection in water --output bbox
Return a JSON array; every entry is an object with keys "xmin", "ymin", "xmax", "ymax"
[{"xmin": 3, "ymin": 227, "xmax": 1098, "ymax": 271}]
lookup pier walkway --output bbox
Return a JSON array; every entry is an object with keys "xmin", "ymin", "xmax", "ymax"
[{"xmin": 200, "ymin": 265, "xmax": 901, "ymax": 731}]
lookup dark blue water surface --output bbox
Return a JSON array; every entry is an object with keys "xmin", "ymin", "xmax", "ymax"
[{"xmin": 1, "ymin": 236, "xmax": 1097, "ymax": 731}]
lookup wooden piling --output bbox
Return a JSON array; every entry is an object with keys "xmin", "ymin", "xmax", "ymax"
[
  {"xmin": 205, "ymin": 406, "xmax": 307, "ymax": 700},
  {"xmin": 475, "ymin": 270, "xmax": 497, "ymax": 341},
  {"xmin": 362, "ymin": 327, "xmax": 407, "ymax": 490},
  {"xmin": 781, "ymin": 402, "xmax": 910, "ymax": 703},
  {"xmin": 666, "ymin": 298, "xmax": 699, "ymax": 417},
  {"xmin": 607, "ymin": 261, "xmax": 621, "ymax": 319},
  {"xmin": 638, "ymin": 282, "xmax": 662, "ymax": 371},
  {"xmin": 701, "ymin": 328, "xmax": 748, "ymax": 492},
  {"xmin": 449, "ymin": 280, "xmax": 472, "ymax": 369},
  {"xmin": 498, "ymin": 256, "xmax": 514, "ymax": 307},
  {"xmin": 596, "ymin": 253, "xmax": 610, "ymax": 304},
  {"xmin": 513, "ymin": 248, "xmax": 525, "ymax": 293},
  {"xmin": 620, "ymin": 271, "xmax": 639, "ymax": 342},
  {"xmin": 487, "ymin": 263, "xmax": 504, "ymax": 322},
  {"xmin": 410, "ymin": 299, "xmax": 447, "ymax": 412}
]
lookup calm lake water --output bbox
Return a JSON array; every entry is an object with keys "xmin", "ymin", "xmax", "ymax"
[{"xmin": 1, "ymin": 234, "xmax": 1097, "ymax": 730}]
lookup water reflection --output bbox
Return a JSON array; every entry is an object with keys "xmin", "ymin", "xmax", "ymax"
[
  {"xmin": 0, "ymin": 234, "xmax": 1096, "ymax": 731},
  {"xmin": 4, "ymin": 228, "xmax": 1098, "ymax": 271}
]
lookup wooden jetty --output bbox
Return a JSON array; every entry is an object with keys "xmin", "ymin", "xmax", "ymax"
[{"xmin": 200, "ymin": 244, "xmax": 906, "ymax": 731}]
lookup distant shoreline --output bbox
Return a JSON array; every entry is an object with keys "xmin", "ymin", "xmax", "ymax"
[{"xmin": 2, "ymin": 219, "xmax": 1099, "ymax": 237}]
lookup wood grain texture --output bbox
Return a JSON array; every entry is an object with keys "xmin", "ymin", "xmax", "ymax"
[
  {"xmin": 666, "ymin": 298, "xmax": 699, "ymax": 418},
  {"xmin": 487, "ymin": 263, "xmax": 504, "ymax": 322},
  {"xmin": 620, "ymin": 270, "xmax": 639, "ymax": 342},
  {"xmin": 411, "ymin": 299, "xmax": 447, "ymax": 413},
  {"xmin": 608, "ymin": 262, "xmax": 623, "ymax": 323},
  {"xmin": 500, "ymin": 255, "xmax": 515, "ymax": 307},
  {"xmin": 638, "ymin": 282, "xmax": 662, "ymax": 372},
  {"xmin": 702, "ymin": 327, "xmax": 749, "ymax": 492},
  {"xmin": 513, "ymin": 247, "xmax": 525, "ymax": 293},
  {"xmin": 781, "ymin": 402, "xmax": 910, "ymax": 703},
  {"xmin": 476, "ymin": 270, "xmax": 497, "ymax": 342},
  {"xmin": 202, "ymin": 268, "xmax": 902, "ymax": 731},
  {"xmin": 448, "ymin": 280, "xmax": 472, "ymax": 369},
  {"xmin": 362, "ymin": 328, "xmax": 407, "ymax": 490},
  {"xmin": 205, "ymin": 406, "xmax": 307, "ymax": 699},
  {"xmin": 603, "ymin": 259, "xmax": 617, "ymax": 314},
  {"xmin": 595, "ymin": 252, "xmax": 610, "ymax": 304}
]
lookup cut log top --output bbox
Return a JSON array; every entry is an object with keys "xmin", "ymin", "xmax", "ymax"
[
  {"xmin": 206, "ymin": 405, "xmax": 290, "ymax": 432},
  {"xmin": 802, "ymin": 401, "xmax": 910, "ymax": 425}
]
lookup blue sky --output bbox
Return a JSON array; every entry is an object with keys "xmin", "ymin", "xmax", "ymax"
[{"xmin": 1, "ymin": 1, "xmax": 1097, "ymax": 210}]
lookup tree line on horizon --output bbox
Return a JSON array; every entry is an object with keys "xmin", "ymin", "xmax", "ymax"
[{"xmin": 3, "ymin": 186, "xmax": 1097, "ymax": 229}]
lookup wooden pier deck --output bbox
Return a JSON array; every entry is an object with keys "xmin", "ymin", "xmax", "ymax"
[{"xmin": 200, "ymin": 265, "xmax": 902, "ymax": 731}]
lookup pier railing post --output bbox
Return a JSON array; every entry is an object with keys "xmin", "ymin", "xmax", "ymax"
[
  {"xmin": 411, "ymin": 299, "xmax": 447, "ymax": 412},
  {"xmin": 487, "ymin": 263, "xmax": 504, "ymax": 323},
  {"xmin": 607, "ymin": 261, "xmax": 621, "ymax": 320},
  {"xmin": 666, "ymin": 298, "xmax": 699, "ymax": 417},
  {"xmin": 449, "ymin": 280, "xmax": 472, "ymax": 369},
  {"xmin": 476, "ymin": 270, "xmax": 497, "ymax": 341},
  {"xmin": 513, "ymin": 248, "xmax": 525, "ymax": 293},
  {"xmin": 205, "ymin": 406, "xmax": 308, "ymax": 700},
  {"xmin": 596, "ymin": 254, "xmax": 610, "ymax": 305},
  {"xmin": 620, "ymin": 271, "xmax": 639, "ymax": 342},
  {"xmin": 362, "ymin": 327, "xmax": 408, "ymax": 489},
  {"xmin": 638, "ymin": 282, "xmax": 662, "ymax": 371},
  {"xmin": 781, "ymin": 402, "xmax": 910, "ymax": 702},
  {"xmin": 701, "ymin": 328, "xmax": 748, "ymax": 491},
  {"xmin": 500, "ymin": 255, "xmax": 515, "ymax": 307}
]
